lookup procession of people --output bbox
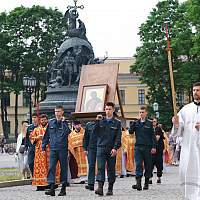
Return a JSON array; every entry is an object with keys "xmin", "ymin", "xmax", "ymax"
[
  {"xmin": 11, "ymin": 81, "xmax": 200, "ymax": 199},
  {"xmin": 13, "ymin": 102, "xmax": 173, "ymax": 196}
]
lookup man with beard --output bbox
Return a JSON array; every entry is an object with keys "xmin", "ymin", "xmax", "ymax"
[
  {"xmin": 68, "ymin": 121, "xmax": 87, "ymax": 183},
  {"xmin": 30, "ymin": 114, "xmax": 55, "ymax": 190},
  {"xmin": 172, "ymin": 82, "xmax": 200, "ymax": 200}
]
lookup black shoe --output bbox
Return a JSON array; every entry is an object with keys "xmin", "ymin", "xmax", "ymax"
[
  {"xmin": 79, "ymin": 181, "xmax": 85, "ymax": 184},
  {"xmin": 132, "ymin": 184, "xmax": 142, "ymax": 190},
  {"xmin": 143, "ymin": 184, "xmax": 149, "ymax": 190},
  {"xmin": 66, "ymin": 182, "xmax": 70, "ymax": 187},
  {"xmin": 149, "ymin": 180, "xmax": 152, "ymax": 184},
  {"xmin": 36, "ymin": 186, "xmax": 46, "ymax": 191},
  {"xmin": 58, "ymin": 187, "xmax": 66, "ymax": 196},
  {"xmin": 143, "ymin": 178, "xmax": 149, "ymax": 190},
  {"xmin": 85, "ymin": 185, "xmax": 94, "ymax": 191},
  {"xmin": 106, "ymin": 190, "xmax": 113, "ymax": 196},
  {"xmin": 157, "ymin": 179, "xmax": 161, "ymax": 184},
  {"xmin": 120, "ymin": 175, "xmax": 124, "ymax": 178},
  {"xmin": 95, "ymin": 188, "xmax": 103, "ymax": 196},
  {"xmin": 132, "ymin": 177, "xmax": 142, "ymax": 191},
  {"xmin": 45, "ymin": 189, "xmax": 55, "ymax": 196},
  {"xmin": 46, "ymin": 184, "xmax": 58, "ymax": 190},
  {"xmin": 95, "ymin": 182, "xmax": 104, "ymax": 196}
]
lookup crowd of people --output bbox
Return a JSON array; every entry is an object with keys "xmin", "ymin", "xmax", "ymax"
[
  {"xmin": 13, "ymin": 82, "xmax": 200, "ymax": 200},
  {"xmin": 14, "ymin": 102, "xmax": 174, "ymax": 197}
]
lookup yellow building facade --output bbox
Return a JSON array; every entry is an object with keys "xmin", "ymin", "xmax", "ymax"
[
  {"xmin": 105, "ymin": 57, "xmax": 148, "ymax": 120},
  {"xmin": 0, "ymin": 57, "xmax": 148, "ymax": 137}
]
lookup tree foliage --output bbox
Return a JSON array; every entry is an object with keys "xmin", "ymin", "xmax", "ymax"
[
  {"xmin": 0, "ymin": 5, "xmax": 67, "ymax": 137},
  {"xmin": 131, "ymin": 0, "xmax": 199, "ymax": 129}
]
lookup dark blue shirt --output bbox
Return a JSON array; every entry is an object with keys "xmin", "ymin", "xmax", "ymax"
[
  {"xmin": 94, "ymin": 117, "xmax": 122, "ymax": 150},
  {"xmin": 129, "ymin": 119, "xmax": 156, "ymax": 148},
  {"xmin": 42, "ymin": 118, "xmax": 71, "ymax": 151},
  {"xmin": 83, "ymin": 121, "xmax": 97, "ymax": 150},
  {"xmin": 25, "ymin": 124, "xmax": 38, "ymax": 150}
]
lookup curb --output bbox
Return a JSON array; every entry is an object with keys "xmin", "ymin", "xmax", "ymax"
[{"xmin": 0, "ymin": 179, "xmax": 31, "ymax": 188}]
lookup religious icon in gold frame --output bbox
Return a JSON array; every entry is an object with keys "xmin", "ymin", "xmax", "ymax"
[{"xmin": 80, "ymin": 84, "xmax": 108, "ymax": 113}]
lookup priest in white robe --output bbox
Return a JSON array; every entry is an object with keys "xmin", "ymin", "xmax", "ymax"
[{"xmin": 172, "ymin": 82, "xmax": 200, "ymax": 200}]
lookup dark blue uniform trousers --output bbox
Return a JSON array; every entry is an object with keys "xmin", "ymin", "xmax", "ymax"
[
  {"xmin": 134, "ymin": 146, "xmax": 152, "ymax": 178},
  {"xmin": 96, "ymin": 147, "xmax": 116, "ymax": 183},
  {"xmin": 48, "ymin": 149, "xmax": 68, "ymax": 185},
  {"xmin": 28, "ymin": 147, "xmax": 35, "ymax": 175},
  {"xmin": 87, "ymin": 148, "xmax": 97, "ymax": 185}
]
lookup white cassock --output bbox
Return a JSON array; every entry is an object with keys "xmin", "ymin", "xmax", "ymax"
[{"xmin": 172, "ymin": 102, "xmax": 200, "ymax": 200}]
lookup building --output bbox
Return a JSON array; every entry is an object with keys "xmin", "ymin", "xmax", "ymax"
[
  {"xmin": 0, "ymin": 57, "xmax": 148, "ymax": 137},
  {"xmin": 105, "ymin": 57, "xmax": 148, "ymax": 126}
]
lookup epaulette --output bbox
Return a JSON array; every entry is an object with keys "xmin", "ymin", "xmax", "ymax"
[
  {"xmin": 49, "ymin": 118, "xmax": 56, "ymax": 121},
  {"xmin": 114, "ymin": 118, "xmax": 121, "ymax": 122}
]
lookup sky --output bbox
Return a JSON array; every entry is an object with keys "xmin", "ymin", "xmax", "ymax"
[{"xmin": 0, "ymin": 0, "xmax": 186, "ymax": 58}]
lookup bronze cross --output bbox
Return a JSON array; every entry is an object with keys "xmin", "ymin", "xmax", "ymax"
[{"xmin": 67, "ymin": 0, "xmax": 84, "ymax": 11}]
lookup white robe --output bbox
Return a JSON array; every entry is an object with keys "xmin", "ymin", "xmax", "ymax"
[{"xmin": 172, "ymin": 102, "xmax": 200, "ymax": 200}]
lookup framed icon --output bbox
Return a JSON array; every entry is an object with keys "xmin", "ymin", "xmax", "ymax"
[{"xmin": 80, "ymin": 84, "xmax": 108, "ymax": 112}]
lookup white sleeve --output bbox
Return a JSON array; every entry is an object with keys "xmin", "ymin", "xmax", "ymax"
[{"xmin": 171, "ymin": 110, "xmax": 184, "ymax": 137}]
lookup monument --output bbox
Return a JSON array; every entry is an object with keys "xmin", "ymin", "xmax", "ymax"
[{"xmin": 39, "ymin": 0, "xmax": 102, "ymax": 117}]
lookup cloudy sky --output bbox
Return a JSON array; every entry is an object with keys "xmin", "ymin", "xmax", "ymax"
[{"xmin": 0, "ymin": 0, "xmax": 186, "ymax": 57}]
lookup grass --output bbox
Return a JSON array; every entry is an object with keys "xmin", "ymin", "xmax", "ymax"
[{"xmin": 0, "ymin": 168, "xmax": 23, "ymax": 182}]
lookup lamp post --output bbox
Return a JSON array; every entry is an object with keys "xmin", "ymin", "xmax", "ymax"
[
  {"xmin": 153, "ymin": 102, "xmax": 159, "ymax": 119},
  {"xmin": 23, "ymin": 76, "xmax": 36, "ymax": 124}
]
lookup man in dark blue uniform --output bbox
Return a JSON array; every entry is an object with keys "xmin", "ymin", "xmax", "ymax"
[
  {"xmin": 25, "ymin": 113, "xmax": 39, "ymax": 176},
  {"xmin": 42, "ymin": 105, "xmax": 70, "ymax": 196},
  {"xmin": 94, "ymin": 102, "xmax": 121, "ymax": 196},
  {"xmin": 83, "ymin": 121, "xmax": 97, "ymax": 191},
  {"xmin": 129, "ymin": 106, "xmax": 156, "ymax": 191}
]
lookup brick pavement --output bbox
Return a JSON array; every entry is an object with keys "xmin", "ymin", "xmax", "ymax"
[{"xmin": 0, "ymin": 166, "xmax": 184, "ymax": 200}]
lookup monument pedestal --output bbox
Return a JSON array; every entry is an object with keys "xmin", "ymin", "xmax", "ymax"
[{"xmin": 39, "ymin": 86, "xmax": 78, "ymax": 118}]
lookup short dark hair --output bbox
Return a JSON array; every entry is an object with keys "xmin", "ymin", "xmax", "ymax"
[
  {"xmin": 21, "ymin": 120, "xmax": 29, "ymax": 125},
  {"xmin": 40, "ymin": 114, "xmax": 48, "ymax": 119},
  {"xmin": 55, "ymin": 105, "xmax": 64, "ymax": 110},
  {"xmin": 105, "ymin": 102, "xmax": 115, "ymax": 108},
  {"xmin": 32, "ymin": 113, "xmax": 37, "ymax": 117},
  {"xmin": 193, "ymin": 82, "xmax": 200, "ymax": 87},
  {"xmin": 140, "ymin": 106, "xmax": 147, "ymax": 111}
]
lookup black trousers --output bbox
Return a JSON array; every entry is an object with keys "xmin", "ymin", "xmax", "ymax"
[
  {"xmin": 151, "ymin": 152, "xmax": 163, "ymax": 178},
  {"xmin": 96, "ymin": 147, "xmax": 116, "ymax": 183}
]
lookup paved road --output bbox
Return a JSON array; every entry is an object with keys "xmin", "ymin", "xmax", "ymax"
[{"xmin": 0, "ymin": 166, "xmax": 184, "ymax": 200}]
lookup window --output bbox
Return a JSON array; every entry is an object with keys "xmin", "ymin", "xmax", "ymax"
[
  {"xmin": 138, "ymin": 89, "xmax": 145, "ymax": 105},
  {"xmin": 119, "ymin": 90, "xmax": 125, "ymax": 105}
]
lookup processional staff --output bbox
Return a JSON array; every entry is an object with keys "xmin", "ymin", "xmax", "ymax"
[{"xmin": 165, "ymin": 23, "xmax": 177, "ymax": 116}]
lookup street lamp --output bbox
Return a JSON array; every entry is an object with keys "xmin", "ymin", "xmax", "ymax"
[
  {"xmin": 23, "ymin": 76, "xmax": 36, "ymax": 124},
  {"xmin": 153, "ymin": 102, "xmax": 159, "ymax": 119}
]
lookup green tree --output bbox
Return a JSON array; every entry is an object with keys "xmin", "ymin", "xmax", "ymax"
[
  {"xmin": 0, "ymin": 6, "xmax": 67, "ymax": 137},
  {"xmin": 131, "ymin": 0, "xmax": 193, "ymax": 129}
]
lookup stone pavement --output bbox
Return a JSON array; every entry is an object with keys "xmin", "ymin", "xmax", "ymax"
[{"xmin": 0, "ymin": 166, "xmax": 184, "ymax": 200}]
